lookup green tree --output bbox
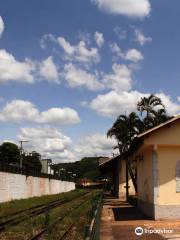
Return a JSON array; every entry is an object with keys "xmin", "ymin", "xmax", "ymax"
[
  {"xmin": 52, "ymin": 157, "xmax": 102, "ymax": 182},
  {"xmin": 23, "ymin": 151, "xmax": 42, "ymax": 172},
  {"xmin": 107, "ymin": 95, "xmax": 173, "ymax": 195},
  {"xmin": 107, "ymin": 112, "xmax": 142, "ymax": 154},
  {"xmin": 147, "ymin": 108, "xmax": 172, "ymax": 127},
  {"xmin": 137, "ymin": 94, "xmax": 170, "ymax": 130},
  {"xmin": 0, "ymin": 142, "xmax": 20, "ymax": 165},
  {"xmin": 107, "ymin": 113, "xmax": 141, "ymax": 193},
  {"xmin": 137, "ymin": 94, "xmax": 165, "ymax": 118}
]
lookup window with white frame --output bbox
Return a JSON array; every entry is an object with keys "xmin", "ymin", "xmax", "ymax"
[{"xmin": 176, "ymin": 161, "xmax": 180, "ymax": 193}]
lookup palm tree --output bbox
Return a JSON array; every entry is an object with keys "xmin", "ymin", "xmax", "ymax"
[
  {"xmin": 107, "ymin": 112, "xmax": 140, "ymax": 194},
  {"xmin": 137, "ymin": 94, "xmax": 165, "ymax": 118},
  {"xmin": 107, "ymin": 112, "xmax": 142, "ymax": 154},
  {"xmin": 137, "ymin": 94, "xmax": 168, "ymax": 130},
  {"xmin": 149, "ymin": 108, "xmax": 172, "ymax": 126},
  {"xmin": 107, "ymin": 95, "xmax": 172, "ymax": 196}
]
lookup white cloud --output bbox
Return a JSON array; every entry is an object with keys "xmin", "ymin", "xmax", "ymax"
[
  {"xmin": 39, "ymin": 56, "xmax": 59, "ymax": 83},
  {"xmin": 0, "ymin": 139, "xmax": 16, "ymax": 145},
  {"xmin": 125, "ymin": 49, "xmax": 144, "ymax": 62},
  {"xmin": 110, "ymin": 43, "xmax": 143, "ymax": 62},
  {"xmin": 40, "ymin": 34, "xmax": 57, "ymax": 49},
  {"xmin": 94, "ymin": 32, "xmax": 104, "ymax": 47},
  {"xmin": 0, "ymin": 50, "xmax": 63, "ymax": 85},
  {"xmin": 17, "ymin": 128, "xmax": 117, "ymax": 162},
  {"xmin": 156, "ymin": 93, "xmax": 180, "ymax": 116},
  {"xmin": 134, "ymin": 29, "xmax": 152, "ymax": 46},
  {"xmin": 114, "ymin": 26, "xmax": 127, "ymax": 40},
  {"xmin": 39, "ymin": 108, "xmax": 80, "ymax": 125},
  {"xmin": 91, "ymin": 0, "xmax": 151, "ymax": 18},
  {"xmin": 58, "ymin": 37, "xmax": 75, "ymax": 55},
  {"xmin": 81, "ymin": 101, "xmax": 88, "ymax": 107},
  {"xmin": 109, "ymin": 42, "xmax": 123, "ymax": 59},
  {"xmin": 0, "ymin": 100, "xmax": 80, "ymax": 125},
  {"xmin": 57, "ymin": 37, "xmax": 100, "ymax": 64},
  {"xmin": 64, "ymin": 63, "xmax": 132, "ymax": 92},
  {"xmin": 89, "ymin": 90, "xmax": 180, "ymax": 117},
  {"xmin": 40, "ymin": 33, "xmax": 101, "ymax": 64},
  {"xmin": 0, "ymin": 17, "xmax": 4, "ymax": 37},
  {"xmin": 78, "ymin": 32, "xmax": 92, "ymax": 45},
  {"xmin": 89, "ymin": 90, "xmax": 144, "ymax": 117},
  {"xmin": 18, "ymin": 127, "xmax": 74, "ymax": 162},
  {"xmin": 103, "ymin": 64, "xmax": 132, "ymax": 92},
  {"xmin": 64, "ymin": 63, "xmax": 104, "ymax": 91},
  {"xmin": 0, "ymin": 100, "xmax": 38, "ymax": 123},
  {"xmin": 0, "ymin": 49, "xmax": 35, "ymax": 83},
  {"xmin": 74, "ymin": 133, "xmax": 117, "ymax": 159}
]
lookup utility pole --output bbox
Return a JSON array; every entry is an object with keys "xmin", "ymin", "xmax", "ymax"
[{"xmin": 19, "ymin": 140, "xmax": 28, "ymax": 169}]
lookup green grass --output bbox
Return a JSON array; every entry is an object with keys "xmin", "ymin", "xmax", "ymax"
[
  {"xmin": 0, "ymin": 189, "xmax": 87, "ymax": 220},
  {"xmin": 43, "ymin": 190, "xmax": 102, "ymax": 240},
  {"xmin": 0, "ymin": 190, "xmax": 102, "ymax": 240}
]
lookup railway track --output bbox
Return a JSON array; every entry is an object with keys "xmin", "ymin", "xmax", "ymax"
[
  {"xmin": 29, "ymin": 196, "xmax": 91, "ymax": 240},
  {"xmin": 59, "ymin": 223, "xmax": 75, "ymax": 240},
  {"xmin": 0, "ymin": 191, "xmax": 90, "ymax": 233},
  {"xmin": 0, "ymin": 198, "xmax": 62, "ymax": 222}
]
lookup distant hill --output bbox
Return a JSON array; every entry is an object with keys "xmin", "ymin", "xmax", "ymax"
[{"xmin": 52, "ymin": 157, "xmax": 107, "ymax": 182}]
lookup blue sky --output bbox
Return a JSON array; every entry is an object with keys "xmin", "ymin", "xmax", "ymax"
[{"xmin": 0, "ymin": 0, "xmax": 180, "ymax": 162}]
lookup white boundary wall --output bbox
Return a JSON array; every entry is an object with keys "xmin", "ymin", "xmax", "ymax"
[{"xmin": 0, "ymin": 171, "xmax": 75, "ymax": 203}]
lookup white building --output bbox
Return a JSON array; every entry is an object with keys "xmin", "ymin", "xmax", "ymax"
[{"xmin": 41, "ymin": 159, "xmax": 54, "ymax": 175}]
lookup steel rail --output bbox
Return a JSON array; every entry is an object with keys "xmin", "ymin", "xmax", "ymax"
[
  {"xmin": 29, "ymin": 195, "xmax": 92, "ymax": 240},
  {"xmin": 0, "ymin": 191, "xmax": 90, "ymax": 233}
]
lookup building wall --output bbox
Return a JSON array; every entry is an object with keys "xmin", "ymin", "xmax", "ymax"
[
  {"xmin": 140, "ymin": 120, "xmax": 180, "ymax": 219},
  {"xmin": 145, "ymin": 120, "xmax": 180, "ymax": 146},
  {"xmin": 157, "ymin": 146, "xmax": 180, "ymax": 205},
  {"xmin": 135, "ymin": 146, "xmax": 153, "ymax": 203},
  {"xmin": 136, "ymin": 120, "xmax": 180, "ymax": 219},
  {"xmin": 0, "ymin": 171, "xmax": 75, "ymax": 203},
  {"xmin": 119, "ymin": 159, "xmax": 135, "ymax": 200},
  {"xmin": 41, "ymin": 160, "xmax": 49, "ymax": 174},
  {"xmin": 153, "ymin": 146, "xmax": 180, "ymax": 219},
  {"xmin": 132, "ymin": 146, "xmax": 155, "ymax": 218},
  {"xmin": 135, "ymin": 144, "xmax": 180, "ymax": 219}
]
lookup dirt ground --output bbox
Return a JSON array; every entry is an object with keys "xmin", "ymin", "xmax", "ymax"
[{"xmin": 100, "ymin": 197, "xmax": 180, "ymax": 240}]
